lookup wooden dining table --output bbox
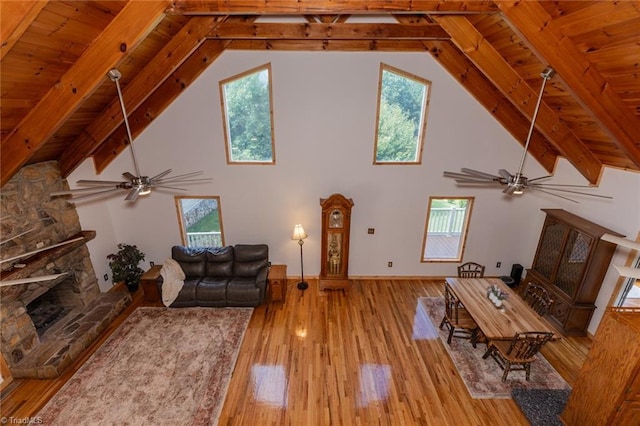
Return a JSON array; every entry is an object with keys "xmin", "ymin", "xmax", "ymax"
[{"xmin": 445, "ymin": 277, "xmax": 559, "ymax": 341}]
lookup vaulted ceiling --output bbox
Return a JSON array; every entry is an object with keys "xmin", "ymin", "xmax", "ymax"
[{"xmin": 2, "ymin": 1, "xmax": 640, "ymax": 187}]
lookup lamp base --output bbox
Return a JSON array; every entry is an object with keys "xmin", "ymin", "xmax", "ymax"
[{"xmin": 297, "ymin": 281, "xmax": 309, "ymax": 290}]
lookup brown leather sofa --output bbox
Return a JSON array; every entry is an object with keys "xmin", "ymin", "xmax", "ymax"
[{"xmin": 157, "ymin": 244, "xmax": 269, "ymax": 307}]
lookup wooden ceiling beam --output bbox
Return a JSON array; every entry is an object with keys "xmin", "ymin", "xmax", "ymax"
[
  {"xmin": 59, "ymin": 16, "xmax": 225, "ymax": 177},
  {"xmin": 227, "ymin": 39, "xmax": 431, "ymax": 51},
  {"xmin": 498, "ymin": 1, "xmax": 640, "ymax": 171},
  {"xmin": 0, "ymin": 0, "xmax": 48, "ymax": 60},
  {"xmin": 168, "ymin": 1, "xmax": 498, "ymax": 15},
  {"xmin": 208, "ymin": 22, "xmax": 449, "ymax": 40},
  {"xmin": 432, "ymin": 14, "xmax": 603, "ymax": 184},
  {"xmin": 90, "ymin": 39, "xmax": 232, "ymax": 173},
  {"xmin": 0, "ymin": 0, "xmax": 170, "ymax": 187}
]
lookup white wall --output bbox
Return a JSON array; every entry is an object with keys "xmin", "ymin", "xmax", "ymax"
[{"xmin": 69, "ymin": 50, "xmax": 640, "ymax": 333}]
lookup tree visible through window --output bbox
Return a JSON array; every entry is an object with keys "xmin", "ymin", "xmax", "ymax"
[
  {"xmin": 374, "ymin": 64, "xmax": 431, "ymax": 164},
  {"xmin": 220, "ymin": 64, "xmax": 275, "ymax": 164},
  {"xmin": 422, "ymin": 197, "xmax": 473, "ymax": 262},
  {"xmin": 175, "ymin": 196, "xmax": 225, "ymax": 248}
]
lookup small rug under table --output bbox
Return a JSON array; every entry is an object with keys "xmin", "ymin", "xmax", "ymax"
[
  {"xmin": 418, "ymin": 297, "xmax": 570, "ymax": 399},
  {"xmin": 37, "ymin": 306, "xmax": 253, "ymax": 425}
]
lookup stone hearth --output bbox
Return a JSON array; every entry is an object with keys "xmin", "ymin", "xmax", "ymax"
[{"xmin": 1, "ymin": 162, "xmax": 131, "ymax": 379}]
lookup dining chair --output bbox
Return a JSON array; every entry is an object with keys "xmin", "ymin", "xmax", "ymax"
[
  {"xmin": 482, "ymin": 331, "xmax": 554, "ymax": 382},
  {"xmin": 457, "ymin": 262, "xmax": 485, "ymax": 278},
  {"xmin": 440, "ymin": 283, "xmax": 479, "ymax": 347},
  {"xmin": 523, "ymin": 282, "xmax": 553, "ymax": 316}
]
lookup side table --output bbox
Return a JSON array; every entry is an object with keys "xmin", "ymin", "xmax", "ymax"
[
  {"xmin": 269, "ymin": 265, "xmax": 287, "ymax": 302},
  {"xmin": 141, "ymin": 264, "xmax": 163, "ymax": 306}
]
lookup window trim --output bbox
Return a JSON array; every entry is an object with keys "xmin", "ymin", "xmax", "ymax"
[
  {"xmin": 373, "ymin": 63, "xmax": 431, "ymax": 165},
  {"xmin": 174, "ymin": 195, "xmax": 225, "ymax": 248},
  {"xmin": 219, "ymin": 63, "xmax": 276, "ymax": 165},
  {"xmin": 420, "ymin": 196, "xmax": 474, "ymax": 263}
]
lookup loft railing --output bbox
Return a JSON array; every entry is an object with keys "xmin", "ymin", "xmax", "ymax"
[
  {"xmin": 428, "ymin": 207, "xmax": 466, "ymax": 236},
  {"xmin": 186, "ymin": 231, "xmax": 222, "ymax": 247}
]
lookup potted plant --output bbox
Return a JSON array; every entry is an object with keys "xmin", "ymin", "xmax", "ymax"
[{"xmin": 107, "ymin": 243, "xmax": 146, "ymax": 292}]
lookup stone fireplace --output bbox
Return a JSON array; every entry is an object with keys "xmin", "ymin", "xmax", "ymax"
[{"xmin": 1, "ymin": 162, "xmax": 131, "ymax": 379}]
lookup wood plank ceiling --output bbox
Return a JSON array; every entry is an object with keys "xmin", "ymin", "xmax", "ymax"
[{"xmin": 2, "ymin": 1, "xmax": 639, "ymax": 187}]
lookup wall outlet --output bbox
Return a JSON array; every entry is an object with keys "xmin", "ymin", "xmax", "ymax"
[
  {"xmin": 496, "ymin": 262, "xmax": 502, "ymax": 268},
  {"xmin": 149, "ymin": 261, "xmax": 155, "ymax": 267},
  {"xmin": 368, "ymin": 228, "xmax": 375, "ymax": 234},
  {"xmin": 104, "ymin": 274, "xmax": 109, "ymax": 281},
  {"xmin": 388, "ymin": 261, "xmax": 393, "ymax": 267}
]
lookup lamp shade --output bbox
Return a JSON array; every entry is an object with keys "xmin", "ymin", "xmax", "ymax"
[{"xmin": 292, "ymin": 224, "xmax": 307, "ymax": 241}]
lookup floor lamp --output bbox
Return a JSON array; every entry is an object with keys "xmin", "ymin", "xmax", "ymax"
[{"xmin": 292, "ymin": 224, "xmax": 308, "ymax": 290}]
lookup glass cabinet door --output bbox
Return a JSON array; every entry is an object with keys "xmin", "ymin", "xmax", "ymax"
[
  {"xmin": 532, "ymin": 219, "xmax": 569, "ymax": 280},
  {"xmin": 555, "ymin": 230, "xmax": 593, "ymax": 298}
]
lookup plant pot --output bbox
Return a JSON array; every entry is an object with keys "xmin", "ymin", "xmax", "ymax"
[{"xmin": 125, "ymin": 281, "xmax": 139, "ymax": 292}]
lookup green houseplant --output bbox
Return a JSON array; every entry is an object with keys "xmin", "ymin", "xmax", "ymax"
[{"xmin": 107, "ymin": 243, "xmax": 146, "ymax": 292}]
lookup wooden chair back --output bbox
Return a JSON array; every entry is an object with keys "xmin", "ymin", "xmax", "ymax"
[
  {"xmin": 505, "ymin": 331, "xmax": 554, "ymax": 361},
  {"xmin": 523, "ymin": 283, "xmax": 553, "ymax": 316},
  {"xmin": 440, "ymin": 283, "xmax": 479, "ymax": 346},
  {"xmin": 457, "ymin": 262, "xmax": 485, "ymax": 278}
]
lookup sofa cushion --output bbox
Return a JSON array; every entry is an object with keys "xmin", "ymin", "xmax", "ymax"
[
  {"xmin": 169, "ymin": 279, "xmax": 199, "ymax": 308},
  {"xmin": 205, "ymin": 246, "xmax": 234, "ymax": 277},
  {"xmin": 227, "ymin": 277, "xmax": 262, "ymax": 307},
  {"xmin": 197, "ymin": 277, "xmax": 228, "ymax": 307},
  {"xmin": 233, "ymin": 244, "xmax": 269, "ymax": 277},
  {"xmin": 171, "ymin": 246, "xmax": 207, "ymax": 278}
]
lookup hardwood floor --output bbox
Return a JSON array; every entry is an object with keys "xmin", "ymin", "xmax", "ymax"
[{"xmin": 1, "ymin": 279, "xmax": 591, "ymax": 425}]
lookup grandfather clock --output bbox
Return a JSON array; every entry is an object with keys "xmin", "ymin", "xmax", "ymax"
[{"xmin": 319, "ymin": 193, "xmax": 354, "ymax": 291}]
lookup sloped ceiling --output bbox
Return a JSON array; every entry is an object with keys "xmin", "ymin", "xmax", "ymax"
[{"xmin": 2, "ymin": 1, "xmax": 640, "ymax": 187}]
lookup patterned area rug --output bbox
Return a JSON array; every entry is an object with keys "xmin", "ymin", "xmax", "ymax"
[
  {"xmin": 37, "ymin": 307, "xmax": 253, "ymax": 425},
  {"xmin": 418, "ymin": 297, "xmax": 570, "ymax": 399}
]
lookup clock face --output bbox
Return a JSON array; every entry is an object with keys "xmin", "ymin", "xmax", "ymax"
[{"xmin": 329, "ymin": 209, "xmax": 343, "ymax": 228}]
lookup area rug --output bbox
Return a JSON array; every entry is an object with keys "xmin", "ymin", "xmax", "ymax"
[
  {"xmin": 37, "ymin": 306, "xmax": 253, "ymax": 425},
  {"xmin": 418, "ymin": 297, "xmax": 570, "ymax": 399},
  {"xmin": 511, "ymin": 388, "xmax": 571, "ymax": 426}
]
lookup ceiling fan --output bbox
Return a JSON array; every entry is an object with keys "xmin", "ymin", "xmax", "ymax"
[
  {"xmin": 51, "ymin": 69, "xmax": 211, "ymax": 203},
  {"xmin": 443, "ymin": 67, "xmax": 612, "ymax": 204}
]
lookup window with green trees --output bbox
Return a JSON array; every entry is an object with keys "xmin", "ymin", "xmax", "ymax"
[
  {"xmin": 220, "ymin": 64, "xmax": 275, "ymax": 164},
  {"xmin": 421, "ymin": 197, "xmax": 474, "ymax": 262},
  {"xmin": 175, "ymin": 196, "xmax": 225, "ymax": 248},
  {"xmin": 374, "ymin": 64, "xmax": 431, "ymax": 164}
]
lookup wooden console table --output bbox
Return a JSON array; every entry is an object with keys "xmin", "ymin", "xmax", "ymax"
[
  {"xmin": 141, "ymin": 264, "xmax": 163, "ymax": 306},
  {"xmin": 269, "ymin": 265, "xmax": 287, "ymax": 302}
]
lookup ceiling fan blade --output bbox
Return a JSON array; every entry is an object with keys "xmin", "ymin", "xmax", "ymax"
[
  {"xmin": 155, "ymin": 171, "xmax": 205, "ymax": 182},
  {"xmin": 460, "ymin": 168, "xmax": 501, "ymax": 179},
  {"xmin": 152, "ymin": 185, "xmax": 190, "ymax": 191},
  {"xmin": 528, "ymin": 187, "xmax": 579, "ymax": 203},
  {"xmin": 528, "ymin": 184, "xmax": 613, "ymax": 199},
  {"xmin": 66, "ymin": 188, "xmax": 125, "ymax": 203},
  {"xmin": 452, "ymin": 179, "xmax": 502, "ymax": 185},
  {"xmin": 499, "ymin": 169, "xmax": 516, "ymax": 180},
  {"xmin": 51, "ymin": 186, "xmax": 121, "ymax": 196},
  {"xmin": 443, "ymin": 171, "xmax": 495, "ymax": 181},
  {"xmin": 149, "ymin": 168, "xmax": 173, "ymax": 181},
  {"xmin": 76, "ymin": 179, "xmax": 127, "ymax": 186},
  {"xmin": 152, "ymin": 178, "xmax": 212, "ymax": 186},
  {"xmin": 125, "ymin": 187, "xmax": 142, "ymax": 202},
  {"xmin": 122, "ymin": 172, "xmax": 136, "ymax": 181},
  {"xmin": 527, "ymin": 175, "xmax": 552, "ymax": 183},
  {"xmin": 503, "ymin": 185, "xmax": 517, "ymax": 195}
]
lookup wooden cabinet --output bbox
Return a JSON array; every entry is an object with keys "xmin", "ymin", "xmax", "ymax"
[
  {"xmin": 141, "ymin": 264, "xmax": 163, "ymax": 306},
  {"xmin": 561, "ymin": 307, "xmax": 640, "ymax": 425},
  {"xmin": 319, "ymin": 194, "xmax": 354, "ymax": 291},
  {"xmin": 269, "ymin": 264, "xmax": 287, "ymax": 302},
  {"xmin": 526, "ymin": 209, "xmax": 621, "ymax": 336}
]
